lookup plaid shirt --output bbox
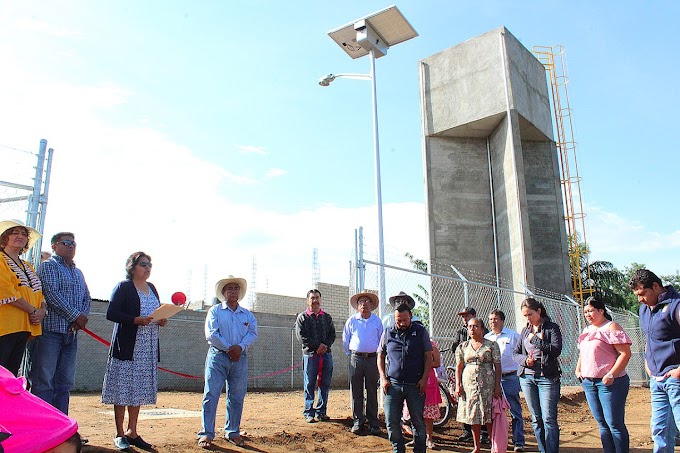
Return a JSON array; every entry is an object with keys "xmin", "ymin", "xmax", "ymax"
[{"xmin": 38, "ymin": 255, "xmax": 91, "ymax": 334}]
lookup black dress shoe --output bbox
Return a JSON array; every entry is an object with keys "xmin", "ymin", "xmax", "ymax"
[{"xmin": 127, "ymin": 435, "xmax": 153, "ymax": 451}]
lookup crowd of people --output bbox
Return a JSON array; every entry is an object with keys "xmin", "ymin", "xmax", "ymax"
[{"xmin": 0, "ymin": 217, "xmax": 678, "ymax": 453}]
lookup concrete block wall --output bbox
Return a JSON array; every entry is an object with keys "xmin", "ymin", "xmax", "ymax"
[{"xmin": 75, "ymin": 283, "xmax": 353, "ymax": 392}]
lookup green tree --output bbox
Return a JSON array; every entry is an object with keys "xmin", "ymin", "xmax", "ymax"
[
  {"xmin": 569, "ymin": 236, "xmax": 636, "ymax": 310},
  {"xmin": 405, "ymin": 252, "xmax": 430, "ymax": 328}
]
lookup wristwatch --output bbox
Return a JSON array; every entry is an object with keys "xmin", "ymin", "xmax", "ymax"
[{"xmin": 605, "ymin": 372, "xmax": 614, "ymax": 379}]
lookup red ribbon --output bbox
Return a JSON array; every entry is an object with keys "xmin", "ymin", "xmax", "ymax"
[{"xmin": 81, "ymin": 326, "xmax": 302, "ymax": 381}]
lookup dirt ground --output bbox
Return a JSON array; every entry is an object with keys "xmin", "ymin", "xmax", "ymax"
[{"xmin": 72, "ymin": 386, "xmax": 657, "ymax": 453}]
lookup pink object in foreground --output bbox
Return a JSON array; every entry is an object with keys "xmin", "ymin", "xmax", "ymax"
[
  {"xmin": 0, "ymin": 366, "xmax": 78, "ymax": 453},
  {"xmin": 490, "ymin": 394, "xmax": 510, "ymax": 453},
  {"xmin": 171, "ymin": 291, "xmax": 187, "ymax": 305}
]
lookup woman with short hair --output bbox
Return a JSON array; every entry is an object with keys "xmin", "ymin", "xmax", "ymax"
[
  {"xmin": 454, "ymin": 317, "xmax": 502, "ymax": 453},
  {"xmin": 102, "ymin": 251, "xmax": 168, "ymax": 451}
]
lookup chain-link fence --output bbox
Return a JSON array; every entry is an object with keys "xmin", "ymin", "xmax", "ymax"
[{"xmin": 354, "ymin": 259, "xmax": 645, "ymax": 387}]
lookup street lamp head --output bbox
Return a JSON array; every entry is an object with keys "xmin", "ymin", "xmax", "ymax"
[{"xmin": 319, "ymin": 74, "xmax": 336, "ymax": 86}]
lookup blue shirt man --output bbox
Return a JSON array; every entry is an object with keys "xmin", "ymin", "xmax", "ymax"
[
  {"xmin": 30, "ymin": 232, "xmax": 91, "ymax": 415},
  {"xmin": 379, "ymin": 292, "xmax": 432, "ymax": 453},
  {"xmin": 198, "ymin": 276, "xmax": 257, "ymax": 449},
  {"xmin": 343, "ymin": 291, "xmax": 383, "ymax": 435},
  {"xmin": 631, "ymin": 269, "xmax": 680, "ymax": 453},
  {"xmin": 485, "ymin": 309, "xmax": 525, "ymax": 452}
]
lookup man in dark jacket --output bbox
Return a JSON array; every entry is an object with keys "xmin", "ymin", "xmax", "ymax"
[
  {"xmin": 379, "ymin": 292, "xmax": 433, "ymax": 453},
  {"xmin": 631, "ymin": 269, "xmax": 680, "ymax": 452},
  {"xmin": 295, "ymin": 289, "xmax": 335, "ymax": 423}
]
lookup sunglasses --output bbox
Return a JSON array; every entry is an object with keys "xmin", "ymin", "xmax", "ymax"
[
  {"xmin": 57, "ymin": 240, "xmax": 76, "ymax": 247},
  {"xmin": 138, "ymin": 261, "xmax": 152, "ymax": 268}
]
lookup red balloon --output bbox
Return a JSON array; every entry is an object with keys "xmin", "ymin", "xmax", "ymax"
[{"xmin": 171, "ymin": 292, "xmax": 187, "ymax": 305}]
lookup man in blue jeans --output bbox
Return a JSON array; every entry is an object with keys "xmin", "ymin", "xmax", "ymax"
[
  {"xmin": 198, "ymin": 276, "xmax": 258, "ymax": 449},
  {"xmin": 378, "ymin": 292, "xmax": 433, "ymax": 453},
  {"xmin": 631, "ymin": 269, "xmax": 680, "ymax": 453},
  {"xmin": 29, "ymin": 232, "xmax": 91, "ymax": 415},
  {"xmin": 295, "ymin": 289, "xmax": 335, "ymax": 423},
  {"xmin": 485, "ymin": 309, "xmax": 525, "ymax": 452}
]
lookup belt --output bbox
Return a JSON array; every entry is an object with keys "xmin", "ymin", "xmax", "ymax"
[
  {"xmin": 502, "ymin": 371, "xmax": 518, "ymax": 378},
  {"xmin": 351, "ymin": 351, "xmax": 377, "ymax": 357}
]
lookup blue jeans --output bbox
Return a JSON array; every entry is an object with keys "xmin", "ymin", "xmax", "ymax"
[
  {"xmin": 302, "ymin": 352, "xmax": 333, "ymax": 417},
  {"xmin": 581, "ymin": 374, "xmax": 629, "ymax": 453},
  {"xmin": 199, "ymin": 347, "xmax": 249, "ymax": 440},
  {"xmin": 501, "ymin": 373, "xmax": 525, "ymax": 447},
  {"xmin": 520, "ymin": 374, "xmax": 560, "ymax": 453},
  {"xmin": 649, "ymin": 376, "xmax": 680, "ymax": 453},
  {"xmin": 384, "ymin": 382, "xmax": 426, "ymax": 453},
  {"xmin": 28, "ymin": 330, "xmax": 78, "ymax": 415}
]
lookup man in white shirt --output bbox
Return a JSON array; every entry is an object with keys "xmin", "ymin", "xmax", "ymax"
[
  {"xmin": 343, "ymin": 291, "xmax": 383, "ymax": 435},
  {"xmin": 485, "ymin": 309, "xmax": 525, "ymax": 452}
]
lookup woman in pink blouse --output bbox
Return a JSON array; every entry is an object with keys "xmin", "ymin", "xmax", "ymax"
[{"xmin": 576, "ymin": 297, "xmax": 632, "ymax": 453}]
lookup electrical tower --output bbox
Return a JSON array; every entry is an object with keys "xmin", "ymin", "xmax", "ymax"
[
  {"xmin": 249, "ymin": 255, "xmax": 256, "ymax": 310},
  {"xmin": 533, "ymin": 45, "xmax": 593, "ymax": 304},
  {"xmin": 312, "ymin": 248, "xmax": 320, "ymax": 288}
]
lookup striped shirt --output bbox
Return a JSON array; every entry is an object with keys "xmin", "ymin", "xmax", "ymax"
[{"xmin": 38, "ymin": 255, "xmax": 91, "ymax": 334}]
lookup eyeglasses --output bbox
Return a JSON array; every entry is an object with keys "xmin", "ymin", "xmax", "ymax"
[
  {"xmin": 138, "ymin": 261, "xmax": 152, "ymax": 268},
  {"xmin": 57, "ymin": 240, "xmax": 76, "ymax": 247}
]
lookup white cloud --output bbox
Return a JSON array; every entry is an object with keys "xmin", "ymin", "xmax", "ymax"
[
  {"xmin": 0, "ymin": 59, "xmax": 429, "ymax": 305},
  {"xmin": 266, "ymin": 168, "xmax": 287, "ymax": 178},
  {"xmin": 585, "ymin": 203, "xmax": 680, "ymax": 274},
  {"xmin": 235, "ymin": 145, "xmax": 266, "ymax": 155},
  {"xmin": 16, "ymin": 18, "xmax": 83, "ymax": 38}
]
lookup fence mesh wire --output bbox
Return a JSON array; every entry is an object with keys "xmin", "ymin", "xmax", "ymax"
[{"xmin": 355, "ymin": 259, "xmax": 645, "ymax": 387}]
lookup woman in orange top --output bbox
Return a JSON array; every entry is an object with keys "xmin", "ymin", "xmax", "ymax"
[{"xmin": 0, "ymin": 220, "xmax": 46, "ymax": 376}]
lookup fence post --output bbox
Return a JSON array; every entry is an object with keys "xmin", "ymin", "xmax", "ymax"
[{"xmin": 450, "ymin": 265, "xmax": 469, "ymax": 308}]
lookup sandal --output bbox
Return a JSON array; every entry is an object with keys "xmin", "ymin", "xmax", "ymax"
[
  {"xmin": 198, "ymin": 436, "xmax": 212, "ymax": 449},
  {"xmin": 227, "ymin": 435, "xmax": 246, "ymax": 447}
]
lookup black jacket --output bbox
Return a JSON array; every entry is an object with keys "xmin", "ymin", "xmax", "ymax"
[
  {"xmin": 106, "ymin": 280, "xmax": 160, "ymax": 361},
  {"xmin": 512, "ymin": 319, "xmax": 562, "ymax": 379}
]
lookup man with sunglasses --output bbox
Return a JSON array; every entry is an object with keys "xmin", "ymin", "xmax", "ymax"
[{"xmin": 28, "ymin": 232, "xmax": 91, "ymax": 415}]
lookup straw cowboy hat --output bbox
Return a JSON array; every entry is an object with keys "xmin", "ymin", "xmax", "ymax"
[
  {"xmin": 349, "ymin": 291, "xmax": 379, "ymax": 311},
  {"xmin": 0, "ymin": 219, "xmax": 41, "ymax": 250},
  {"xmin": 388, "ymin": 291, "xmax": 416, "ymax": 310},
  {"xmin": 215, "ymin": 275, "xmax": 248, "ymax": 302}
]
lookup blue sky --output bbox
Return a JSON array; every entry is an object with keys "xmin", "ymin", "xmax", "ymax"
[{"xmin": 0, "ymin": 1, "xmax": 677, "ymax": 303}]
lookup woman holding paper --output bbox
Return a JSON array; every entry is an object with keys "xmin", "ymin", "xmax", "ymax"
[{"xmin": 102, "ymin": 251, "xmax": 167, "ymax": 451}]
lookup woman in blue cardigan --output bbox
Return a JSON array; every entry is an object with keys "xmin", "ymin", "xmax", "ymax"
[
  {"xmin": 101, "ymin": 251, "xmax": 167, "ymax": 451},
  {"xmin": 512, "ymin": 298, "xmax": 563, "ymax": 453}
]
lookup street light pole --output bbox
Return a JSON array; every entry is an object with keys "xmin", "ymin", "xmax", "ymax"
[
  {"xmin": 323, "ymin": 5, "xmax": 417, "ymax": 318},
  {"xmin": 368, "ymin": 48, "xmax": 386, "ymax": 320}
]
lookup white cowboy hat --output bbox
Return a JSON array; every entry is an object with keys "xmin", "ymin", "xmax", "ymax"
[
  {"xmin": 388, "ymin": 291, "xmax": 416, "ymax": 310},
  {"xmin": 0, "ymin": 219, "xmax": 41, "ymax": 251},
  {"xmin": 349, "ymin": 291, "xmax": 379, "ymax": 311},
  {"xmin": 215, "ymin": 275, "xmax": 248, "ymax": 302}
]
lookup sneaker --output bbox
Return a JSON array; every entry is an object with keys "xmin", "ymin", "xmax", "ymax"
[
  {"xmin": 304, "ymin": 415, "xmax": 316, "ymax": 423},
  {"xmin": 113, "ymin": 436, "xmax": 130, "ymax": 451},
  {"xmin": 317, "ymin": 414, "xmax": 331, "ymax": 422},
  {"xmin": 457, "ymin": 432, "xmax": 472, "ymax": 442},
  {"xmin": 514, "ymin": 445, "xmax": 525, "ymax": 452},
  {"xmin": 369, "ymin": 426, "xmax": 382, "ymax": 435},
  {"xmin": 350, "ymin": 423, "xmax": 361, "ymax": 434}
]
